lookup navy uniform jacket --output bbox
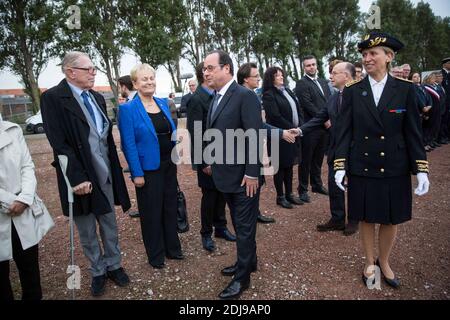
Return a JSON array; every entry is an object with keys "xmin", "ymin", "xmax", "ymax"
[
  {"xmin": 300, "ymin": 92, "xmax": 339, "ymax": 164},
  {"xmin": 334, "ymin": 75, "xmax": 428, "ymax": 177},
  {"xmin": 442, "ymin": 69, "xmax": 450, "ymax": 108}
]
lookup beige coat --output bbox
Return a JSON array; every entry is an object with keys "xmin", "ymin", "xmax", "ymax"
[{"xmin": 0, "ymin": 121, "xmax": 54, "ymax": 261}]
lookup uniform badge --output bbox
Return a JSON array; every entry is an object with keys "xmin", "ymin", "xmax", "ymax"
[{"xmin": 362, "ymin": 91, "xmax": 367, "ymax": 96}]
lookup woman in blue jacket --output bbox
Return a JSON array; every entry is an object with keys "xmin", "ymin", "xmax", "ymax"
[{"xmin": 118, "ymin": 64, "xmax": 182, "ymax": 269}]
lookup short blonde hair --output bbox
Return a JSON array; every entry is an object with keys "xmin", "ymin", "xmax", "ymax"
[
  {"xmin": 380, "ymin": 46, "xmax": 395, "ymax": 70},
  {"xmin": 130, "ymin": 63, "xmax": 156, "ymax": 82}
]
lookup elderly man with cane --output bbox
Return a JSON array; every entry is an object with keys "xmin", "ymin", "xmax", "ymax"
[{"xmin": 41, "ymin": 51, "xmax": 131, "ymax": 297}]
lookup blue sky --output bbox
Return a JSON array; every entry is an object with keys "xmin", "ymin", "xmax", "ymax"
[{"xmin": 0, "ymin": 0, "xmax": 449, "ymax": 94}]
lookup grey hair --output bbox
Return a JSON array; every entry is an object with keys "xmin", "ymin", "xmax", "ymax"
[
  {"xmin": 342, "ymin": 62, "xmax": 356, "ymax": 79},
  {"xmin": 61, "ymin": 51, "xmax": 90, "ymax": 73}
]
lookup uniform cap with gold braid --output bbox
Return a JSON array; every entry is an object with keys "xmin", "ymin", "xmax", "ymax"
[{"xmin": 358, "ymin": 31, "xmax": 404, "ymax": 53}]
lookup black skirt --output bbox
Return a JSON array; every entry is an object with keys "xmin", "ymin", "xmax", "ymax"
[{"xmin": 347, "ymin": 175, "xmax": 412, "ymax": 225}]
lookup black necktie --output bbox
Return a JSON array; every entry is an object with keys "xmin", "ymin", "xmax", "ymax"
[
  {"xmin": 337, "ymin": 91, "xmax": 343, "ymax": 114},
  {"xmin": 210, "ymin": 93, "xmax": 221, "ymax": 119}
]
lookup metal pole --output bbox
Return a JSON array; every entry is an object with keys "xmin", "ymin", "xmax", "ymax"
[{"xmin": 57, "ymin": 155, "xmax": 75, "ymax": 300}]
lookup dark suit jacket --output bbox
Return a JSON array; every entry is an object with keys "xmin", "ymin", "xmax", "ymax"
[
  {"xmin": 40, "ymin": 79, "xmax": 131, "ymax": 216},
  {"xmin": 334, "ymin": 75, "xmax": 427, "ymax": 177},
  {"xmin": 442, "ymin": 69, "xmax": 450, "ymax": 108},
  {"xmin": 295, "ymin": 76, "xmax": 331, "ymax": 122},
  {"xmin": 186, "ymin": 86, "xmax": 218, "ymax": 189},
  {"xmin": 263, "ymin": 87, "xmax": 303, "ymax": 167},
  {"xmin": 301, "ymin": 92, "xmax": 340, "ymax": 164},
  {"xmin": 179, "ymin": 92, "xmax": 192, "ymax": 115},
  {"xmin": 206, "ymin": 81, "xmax": 263, "ymax": 193}
]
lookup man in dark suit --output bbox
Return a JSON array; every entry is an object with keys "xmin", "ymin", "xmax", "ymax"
[
  {"xmin": 439, "ymin": 58, "xmax": 450, "ymax": 144},
  {"xmin": 186, "ymin": 62, "xmax": 236, "ymax": 253},
  {"xmin": 203, "ymin": 50, "xmax": 262, "ymax": 299},
  {"xmin": 179, "ymin": 79, "xmax": 197, "ymax": 117},
  {"xmin": 295, "ymin": 55, "xmax": 331, "ymax": 203},
  {"xmin": 299, "ymin": 62, "xmax": 359, "ymax": 236},
  {"xmin": 40, "ymin": 51, "xmax": 131, "ymax": 297}
]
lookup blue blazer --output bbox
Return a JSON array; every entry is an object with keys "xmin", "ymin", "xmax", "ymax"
[{"xmin": 118, "ymin": 95, "xmax": 176, "ymax": 178}]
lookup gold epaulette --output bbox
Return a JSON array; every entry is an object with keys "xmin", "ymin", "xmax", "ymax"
[
  {"xmin": 416, "ymin": 160, "xmax": 429, "ymax": 173},
  {"xmin": 345, "ymin": 79, "xmax": 361, "ymax": 88},
  {"xmin": 395, "ymin": 76, "xmax": 413, "ymax": 83},
  {"xmin": 334, "ymin": 158, "xmax": 346, "ymax": 171}
]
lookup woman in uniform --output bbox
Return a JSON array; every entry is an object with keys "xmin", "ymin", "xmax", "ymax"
[{"xmin": 334, "ymin": 32, "xmax": 430, "ymax": 288}]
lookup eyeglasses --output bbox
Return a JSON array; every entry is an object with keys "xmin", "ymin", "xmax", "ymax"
[
  {"xmin": 248, "ymin": 75, "xmax": 260, "ymax": 78},
  {"xmin": 70, "ymin": 66, "xmax": 98, "ymax": 73},
  {"xmin": 202, "ymin": 64, "xmax": 224, "ymax": 73}
]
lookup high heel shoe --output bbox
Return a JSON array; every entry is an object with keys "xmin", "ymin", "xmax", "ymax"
[{"xmin": 376, "ymin": 259, "xmax": 400, "ymax": 288}]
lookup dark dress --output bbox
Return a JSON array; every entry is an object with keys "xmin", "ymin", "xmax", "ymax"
[{"xmin": 334, "ymin": 75, "xmax": 428, "ymax": 225}]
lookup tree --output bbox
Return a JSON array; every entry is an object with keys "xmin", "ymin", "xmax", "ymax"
[
  {"xmin": 319, "ymin": 0, "xmax": 362, "ymax": 61},
  {"xmin": 0, "ymin": 0, "xmax": 57, "ymax": 113},
  {"xmin": 54, "ymin": 0, "xmax": 126, "ymax": 102},
  {"xmin": 122, "ymin": 0, "xmax": 188, "ymax": 92}
]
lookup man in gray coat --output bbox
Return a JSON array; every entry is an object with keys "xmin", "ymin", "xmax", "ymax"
[{"xmin": 41, "ymin": 51, "xmax": 131, "ymax": 297}]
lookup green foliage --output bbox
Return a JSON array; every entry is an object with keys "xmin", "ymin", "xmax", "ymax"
[{"xmin": 0, "ymin": 0, "xmax": 58, "ymax": 113}]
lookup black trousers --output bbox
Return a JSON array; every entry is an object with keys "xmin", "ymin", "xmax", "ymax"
[
  {"xmin": 0, "ymin": 224, "xmax": 42, "ymax": 301},
  {"xmin": 200, "ymin": 188, "xmax": 227, "ymax": 236},
  {"xmin": 438, "ymin": 107, "xmax": 449, "ymax": 141},
  {"xmin": 136, "ymin": 160, "xmax": 182, "ymax": 266},
  {"xmin": 299, "ymin": 129, "xmax": 328, "ymax": 193},
  {"xmin": 273, "ymin": 166, "xmax": 293, "ymax": 197},
  {"xmin": 223, "ymin": 189, "xmax": 259, "ymax": 283},
  {"xmin": 327, "ymin": 162, "xmax": 348, "ymax": 223}
]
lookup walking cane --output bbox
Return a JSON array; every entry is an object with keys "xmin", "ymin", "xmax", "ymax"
[{"xmin": 58, "ymin": 155, "xmax": 76, "ymax": 300}]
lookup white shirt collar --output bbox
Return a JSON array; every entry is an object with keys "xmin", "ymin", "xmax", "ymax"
[
  {"xmin": 305, "ymin": 74, "xmax": 318, "ymax": 81},
  {"xmin": 67, "ymin": 80, "xmax": 86, "ymax": 97},
  {"xmin": 217, "ymin": 78, "xmax": 235, "ymax": 96},
  {"xmin": 368, "ymin": 73, "xmax": 388, "ymax": 87}
]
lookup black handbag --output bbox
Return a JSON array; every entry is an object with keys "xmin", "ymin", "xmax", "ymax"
[{"xmin": 176, "ymin": 183, "xmax": 189, "ymax": 233}]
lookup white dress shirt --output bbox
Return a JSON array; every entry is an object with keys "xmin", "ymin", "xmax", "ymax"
[
  {"xmin": 306, "ymin": 74, "xmax": 325, "ymax": 96},
  {"xmin": 368, "ymin": 73, "xmax": 388, "ymax": 107}
]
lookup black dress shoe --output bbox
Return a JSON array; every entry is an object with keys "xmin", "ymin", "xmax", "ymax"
[
  {"xmin": 343, "ymin": 222, "xmax": 359, "ymax": 236},
  {"xmin": 285, "ymin": 194, "xmax": 304, "ymax": 205},
  {"xmin": 221, "ymin": 263, "xmax": 257, "ymax": 276},
  {"xmin": 312, "ymin": 186, "xmax": 329, "ymax": 195},
  {"xmin": 150, "ymin": 262, "xmax": 165, "ymax": 269},
  {"xmin": 257, "ymin": 214, "xmax": 276, "ymax": 223},
  {"xmin": 316, "ymin": 219, "xmax": 345, "ymax": 232},
  {"xmin": 107, "ymin": 267, "xmax": 130, "ymax": 287},
  {"xmin": 215, "ymin": 228, "xmax": 236, "ymax": 242},
  {"xmin": 128, "ymin": 210, "xmax": 140, "ymax": 218},
  {"xmin": 299, "ymin": 192, "xmax": 311, "ymax": 203},
  {"xmin": 202, "ymin": 235, "xmax": 216, "ymax": 252},
  {"xmin": 167, "ymin": 253, "xmax": 184, "ymax": 260},
  {"xmin": 376, "ymin": 259, "xmax": 400, "ymax": 288},
  {"xmin": 91, "ymin": 274, "xmax": 107, "ymax": 296},
  {"xmin": 218, "ymin": 279, "xmax": 250, "ymax": 299},
  {"xmin": 276, "ymin": 196, "xmax": 293, "ymax": 209}
]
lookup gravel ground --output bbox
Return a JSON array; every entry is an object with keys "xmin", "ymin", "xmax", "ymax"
[{"xmin": 8, "ymin": 127, "xmax": 450, "ymax": 300}]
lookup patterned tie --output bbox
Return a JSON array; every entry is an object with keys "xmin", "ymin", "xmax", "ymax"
[
  {"xmin": 210, "ymin": 92, "xmax": 222, "ymax": 119},
  {"xmin": 314, "ymin": 78, "xmax": 325, "ymax": 96},
  {"xmin": 81, "ymin": 91, "xmax": 97, "ymax": 128}
]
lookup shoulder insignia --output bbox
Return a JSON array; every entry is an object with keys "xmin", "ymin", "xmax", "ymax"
[
  {"xmin": 395, "ymin": 76, "xmax": 413, "ymax": 83},
  {"xmin": 345, "ymin": 79, "xmax": 361, "ymax": 88}
]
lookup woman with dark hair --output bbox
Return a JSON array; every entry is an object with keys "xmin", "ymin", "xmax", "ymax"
[{"xmin": 262, "ymin": 67, "xmax": 303, "ymax": 208}]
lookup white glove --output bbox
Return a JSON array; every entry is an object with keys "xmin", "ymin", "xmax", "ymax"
[
  {"xmin": 414, "ymin": 172, "xmax": 429, "ymax": 196},
  {"xmin": 334, "ymin": 170, "xmax": 346, "ymax": 191}
]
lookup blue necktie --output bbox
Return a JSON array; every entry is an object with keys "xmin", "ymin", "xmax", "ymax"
[
  {"xmin": 210, "ymin": 93, "xmax": 221, "ymax": 119},
  {"xmin": 81, "ymin": 91, "xmax": 97, "ymax": 128}
]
